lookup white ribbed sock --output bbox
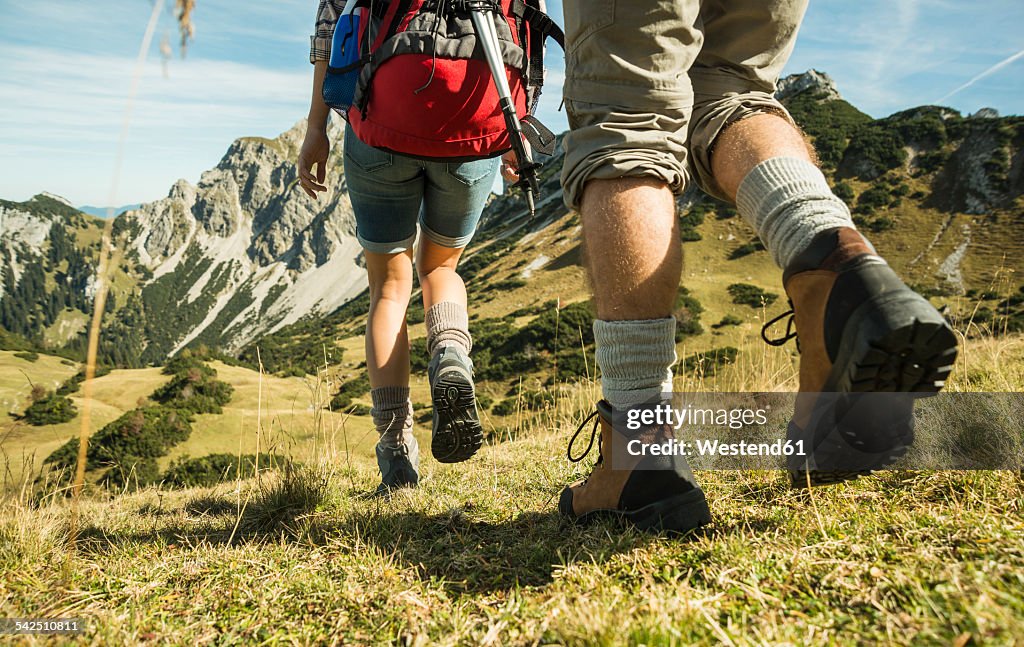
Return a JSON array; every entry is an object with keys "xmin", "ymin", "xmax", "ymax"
[
  {"xmin": 593, "ymin": 318, "xmax": 676, "ymax": 409},
  {"xmin": 735, "ymin": 157, "xmax": 857, "ymax": 268},
  {"xmin": 425, "ymin": 301, "xmax": 472, "ymax": 356},
  {"xmin": 370, "ymin": 386, "xmax": 413, "ymax": 447}
]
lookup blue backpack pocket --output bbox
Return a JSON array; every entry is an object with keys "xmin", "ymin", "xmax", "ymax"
[{"xmin": 322, "ymin": 10, "xmax": 364, "ymax": 113}]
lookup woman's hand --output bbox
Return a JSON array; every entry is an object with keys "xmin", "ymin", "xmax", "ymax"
[
  {"xmin": 500, "ymin": 149, "xmax": 519, "ymax": 183},
  {"xmin": 298, "ymin": 124, "xmax": 331, "ymax": 199}
]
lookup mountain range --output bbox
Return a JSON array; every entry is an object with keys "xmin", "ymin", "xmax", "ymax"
[
  {"xmin": 1, "ymin": 70, "xmax": 1022, "ymax": 371},
  {"xmin": 76, "ymin": 204, "xmax": 143, "ymax": 219}
]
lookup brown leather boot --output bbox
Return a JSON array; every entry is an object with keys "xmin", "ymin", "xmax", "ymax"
[
  {"xmin": 559, "ymin": 400, "xmax": 711, "ymax": 533},
  {"xmin": 763, "ymin": 227, "xmax": 958, "ymax": 486}
]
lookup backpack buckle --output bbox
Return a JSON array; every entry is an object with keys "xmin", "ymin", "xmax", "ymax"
[{"xmin": 453, "ymin": 0, "xmax": 500, "ymax": 13}]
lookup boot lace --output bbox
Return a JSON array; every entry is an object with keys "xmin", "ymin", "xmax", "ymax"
[
  {"xmin": 761, "ymin": 299, "xmax": 798, "ymax": 349},
  {"xmin": 567, "ymin": 409, "xmax": 600, "ymax": 463}
]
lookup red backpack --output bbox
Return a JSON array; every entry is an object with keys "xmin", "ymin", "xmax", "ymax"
[{"xmin": 326, "ymin": 0, "xmax": 563, "ymax": 161}]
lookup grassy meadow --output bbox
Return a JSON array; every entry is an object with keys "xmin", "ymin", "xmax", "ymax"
[
  {"xmin": 2, "ymin": 202, "xmax": 1024, "ymax": 644},
  {"xmin": 2, "ymin": 326, "xmax": 1023, "ymax": 643}
]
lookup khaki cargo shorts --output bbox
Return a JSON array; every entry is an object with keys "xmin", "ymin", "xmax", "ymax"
[{"xmin": 560, "ymin": 0, "xmax": 808, "ymax": 209}]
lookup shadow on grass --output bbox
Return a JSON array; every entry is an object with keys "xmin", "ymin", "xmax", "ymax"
[
  {"xmin": 73, "ymin": 495, "xmax": 737, "ymax": 595},
  {"xmin": 71, "ymin": 466, "xmax": 792, "ymax": 595},
  {"xmin": 328, "ymin": 507, "xmax": 653, "ymax": 593}
]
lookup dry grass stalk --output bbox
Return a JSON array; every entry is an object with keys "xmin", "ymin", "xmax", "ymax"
[{"xmin": 175, "ymin": 0, "xmax": 196, "ymax": 54}]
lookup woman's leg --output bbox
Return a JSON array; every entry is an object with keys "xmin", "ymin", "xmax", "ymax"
[
  {"xmin": 364, "ymin": 248, "xmax": 420, "ymax": 490},
  {"xmin": 343, "ymin": 124, "xmax": 424, "ymax": 488},
  {"xmin": 365, "ymin": 248, "xmax": 414, "ymax": 388},
  {"xmin": 417, "ymin": 238, "xmax": 481, "ymax": 463},
  {"xmin": 416, "ymin": 159, "xmax": 497, "ymax": 462},
  {"xmin": 417, "ymin": 240, "xmax": 465, "ymax": 311}
]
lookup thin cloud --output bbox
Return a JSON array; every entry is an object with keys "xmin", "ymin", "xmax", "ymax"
[
  {"xmin": 0, "ymin": 44, "xmax": 307, "ymax": 139},
  {"xmin": 934, "ymin": 48, "xmax": 1024, "ymax": 103},
  {"xmin": 0, "ymin": 44, "xmax": 309, "ymax": 204},
  {"xmin": 866, "ymin": 0, "xmax": 920, "ymax": 85}
]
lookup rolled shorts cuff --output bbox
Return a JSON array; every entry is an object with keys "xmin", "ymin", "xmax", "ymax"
[
  {"xmin": 560, "ymin": 98, "xmax": 691, "ymax": 212},
  {"xmin": 561, "ymin": 149, "xmax": 687, "ymax": 212},
  {"xmin": 418, "ymin": 217, "xmax": 473, "ymax": 249},
  {"xmin": 564, "ymin": 78, "xmax": 694, "ymax": 112},
  {"xmin": 357, "ymin": 230, "xmax": 417, "ymax": 255},
  {"xmin": 688, "ymin": 91, "xmax": 796, "ymax": 202}
]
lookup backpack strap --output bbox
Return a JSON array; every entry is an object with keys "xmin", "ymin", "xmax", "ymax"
[
  {"xmin": 521, "ymin": 114, "xmax": 557, "ymax": 156},
  {"xmin": 327, "ymin": 54, "xmax": 373, "ymax": 75},
  {"xmin": 514, "ymin": 1, "xmax": 563, "ymax": 49},
  {"xmin": 377, "ymin": 0, "xmax": 414, "ymax": 50},
  {"xmin": 370, "ymin": 0, "xmax": 389, "ymax": 19},
  {"xmin": 510, "ymin": 0, "xmax": 564, "ymax": 113}
]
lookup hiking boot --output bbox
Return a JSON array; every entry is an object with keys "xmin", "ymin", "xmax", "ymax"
[
  {"xmin": 763, "ymin": 227, "xmax": 958, "ymax": 486},
  {"xmin": 559, "ymin": 400, "xmax": 712, "ymax": 534},
  {"xmin": 375, "ymin": 433, "xmax": 420, "ymax": 494},
  {"xmin": 427, "ymin": 345, "xmax": 483, "ymax": 463}
]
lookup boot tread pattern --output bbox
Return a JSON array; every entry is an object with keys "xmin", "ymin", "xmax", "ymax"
[
  {"xmin": 431, "ymin": 370, "xmax": 483, "ymax": 463},
  {"xmin": 799, "ymin": 310, "xmax": 958, "ymax": 487}
]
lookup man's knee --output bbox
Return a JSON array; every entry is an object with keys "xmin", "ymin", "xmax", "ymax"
[
  {"xmin": 578, "ymin": 177, "xmax": 677, "ymax": 234},
  {"xmin": 689, "ymin": 92, "xmax": 801, "ymax": 200},
  {"xmin": 579, "ymin": 177, "xmax": 672, "ymax": 210}
]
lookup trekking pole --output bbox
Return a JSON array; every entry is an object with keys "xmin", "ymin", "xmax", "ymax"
[{"xmin": 466, "ymin": 3, "xmax": 542, "ymax": 216}]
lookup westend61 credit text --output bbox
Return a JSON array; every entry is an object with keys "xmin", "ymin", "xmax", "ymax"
[{"xmin": 626, "ymin": 438, "xmax": 807, "ymax": 457}]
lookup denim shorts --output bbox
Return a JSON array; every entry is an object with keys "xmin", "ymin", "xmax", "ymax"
[{"xmin": 343, "ymin": 125, "xmax": 501, "ymax": 254}]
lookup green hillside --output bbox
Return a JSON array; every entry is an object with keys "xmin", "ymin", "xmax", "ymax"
[
  {"xmin": 3, "ymin": 83, "xmax": 1024, "ymax": 375},
  {"xmin": 240, "ymin": 94, "xmax": 1024, "ymax": 393},
  {"xmin": 2, "ymin": 333, "xmax": 1023, "ymax": 643},
  {"xmin": 3, "ymin": 77, "xmax": 1024, "ymax": 644}
]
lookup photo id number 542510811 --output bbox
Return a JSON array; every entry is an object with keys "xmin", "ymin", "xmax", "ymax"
[{"xmin": 0, "ymin": 618, "xmax": 86, "ymax": 634}]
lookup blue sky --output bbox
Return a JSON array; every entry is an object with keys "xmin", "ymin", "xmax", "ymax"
[{"xmin": 0, "ymin": 0, "xmax": 1021, "ymax": 207}]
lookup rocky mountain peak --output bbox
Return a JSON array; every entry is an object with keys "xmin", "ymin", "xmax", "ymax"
[
  {"xmin": 776, "ymin": 69, "xmax": 842, "ymax": 101},
  {"xmin": 37, "ymin": 192, "xmax": 75, "ymax": 207},
  {"xmin": 971, "ymin": 107, "xmax": 1000, "ymax": 119},
  {"xmin": 168, "ymin": 179, "xmax": 195, "ymax": 203},
  {"xmin": 104, "ymin": 114, "xmax": 363, "ymax": 358}
]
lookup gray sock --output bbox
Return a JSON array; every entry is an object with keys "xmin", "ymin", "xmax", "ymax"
[
  {"xmin": 593, "ymin": 318, "xmax": 676, "ymax": 409},
  {"xmin": 370, "ymin": 386, "xmax": 413, "ymax": 447},
  {"xmin": 735, "ymin": 157, "xmax": 858, "ymax": 269},
  {"xmin": 425, "ymin": 301, "xmax": 472, "ymax": 356}
]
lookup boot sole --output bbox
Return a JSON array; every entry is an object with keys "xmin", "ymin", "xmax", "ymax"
[
  {"xmin": 431, "ymin": 369, "xmax": 483, "ymax": 464},
  {"xmin": 560, "ymin": 487, "xmax": 712, "ymax": 535},
  {"xmin": 794, "ymin": 286, "xmax": 958, "ymax": 487}
]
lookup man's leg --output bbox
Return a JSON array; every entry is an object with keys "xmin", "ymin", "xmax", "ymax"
[
  {"xmin": 561, "ymin": 0, "xmax": 698, "ymax": 411},
  {"xmin": 713, "ymin": 113, "xmax": 858, "ymax": 269},
  {"xmin": 710, "ymin": 112, "xmax": 812, "ymax": 202},
  {"xmin": 558, "ymin": 0, "xmax": 711, "ymax": 533},
  {"xmin": 688, "ymin": 0, "xmax": 957, "ymax": 484},
  {"xmin": 582, "ymin": 177, "xmax": 679, "ymax": 407},
  {"xmin": 564, "ymin": 172, "xmax": 710, "ymax": 534}
]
